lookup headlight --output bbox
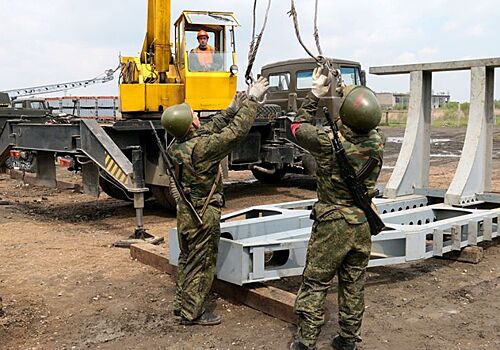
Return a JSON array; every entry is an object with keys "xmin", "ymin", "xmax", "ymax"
[{"xmin": 230, "ymin": 65, "xmax": 238, "ymax": 76}]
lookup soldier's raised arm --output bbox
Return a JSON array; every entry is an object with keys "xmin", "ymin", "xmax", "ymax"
[
  {"xmin": 291, "ymin": 67, "xmax": 332, "ymax": 154},
  {"xmin": 202, "ymin": 91, "xmax": 248, "ymax": 134},
  {"xmin": 195, "ymin": 77, "xmax": 269, "ymax": 164}
]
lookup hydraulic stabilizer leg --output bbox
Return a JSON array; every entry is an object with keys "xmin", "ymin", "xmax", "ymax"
[
  {"xmin": 132, "ymin": 147, "xmax": 147, "ymax": 237},
  {"xmin": 113, "ymin": 147, "xmax": 163, "ymax": 247}
]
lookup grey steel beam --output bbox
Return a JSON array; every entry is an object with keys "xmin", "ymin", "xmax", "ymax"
[
  {"xmin": 384, "ymin": 71, "xmax": 431, "ymax": 198},
  {"xmin": 8, "ymin": 123, "xmax": 81, "ymax": 152},
  {"xmin": 370, "ymin": 57, "xmax": 500, "ymax": 75},
  {"xmin": 169, "ymin": 198, "xmax": 500, "ymax": 285},
  {"xmin": 79, "ymin": 119, "xmax": 135, "ymax": 190},
  {"xmin": 0, "ymin": 121, "xmax": 12, "ymax": 165}
]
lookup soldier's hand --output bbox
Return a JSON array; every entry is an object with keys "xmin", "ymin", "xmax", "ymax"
[
  {"xmin": 227, "ymin": 91, "xmax": 247, "ymax": 113},
  {"xmin": 248, "ymin": 76, "xmax": 269, "ymax": 100},
  {"xmin": 311, "ymin": 67, "xmax": 330, "ymax": 98}
]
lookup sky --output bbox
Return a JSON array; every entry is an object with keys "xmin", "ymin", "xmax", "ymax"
[{"xmin": 0, "ymin": 0, "xmax": 499, "ymax": 102}]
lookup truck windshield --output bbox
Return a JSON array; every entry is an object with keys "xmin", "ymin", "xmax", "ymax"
[
  {"xmin": 268, "ymin": 72, "xmax": 290, "ymax": 91},
  {"xmin": 340, "ymin": 66, "xmax": 360, "ymax": 85},
  {"xmin": 296, "ymin": 70, "xmax": 313, "ymax": 90},
  {"xmin": 297, "ymin": 66, "xmax": 361, "ymax": 90}
]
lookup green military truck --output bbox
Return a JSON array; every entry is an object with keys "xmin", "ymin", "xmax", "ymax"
[{"xmin": 227, "ymin": 57, "xmax": 366, "ymax": 182}]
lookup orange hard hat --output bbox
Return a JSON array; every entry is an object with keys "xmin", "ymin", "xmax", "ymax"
[{"xmin": 197, "ymin": 29, "xmax": 209, "ymax": 39}]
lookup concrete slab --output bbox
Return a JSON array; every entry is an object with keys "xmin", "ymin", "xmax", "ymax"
[{"xmin": 370, "ymin": 57, "xmax": 500, "ymax": 75}]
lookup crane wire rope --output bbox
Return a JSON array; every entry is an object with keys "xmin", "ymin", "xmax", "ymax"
[
  {"xmin": 288, "ymin": 0, "xmax": 345, "ymax": 94},
  {"xmin": 244, "ymin": 0, "xmax": 272, "ymax": 86}
]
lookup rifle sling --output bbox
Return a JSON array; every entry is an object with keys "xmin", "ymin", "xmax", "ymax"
[
  {"xmin": 356, "ymin": 156, "xmax": 380, "ymax": 182},
  {"xmin": 200, "ymin": 165, "xmax": 222, "ymax": 217}
]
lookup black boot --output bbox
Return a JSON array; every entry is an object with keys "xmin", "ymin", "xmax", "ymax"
[
  {"xmin": 289, "ymin": 340, "xmax": 316, "ymax": 350},
  {"xmin": 180, "ymin": 310, "xmax": 221, "ymax": 326},
  {"xmin": 331, "ymin": 335, "xmax": 356, "ymax": 350}
]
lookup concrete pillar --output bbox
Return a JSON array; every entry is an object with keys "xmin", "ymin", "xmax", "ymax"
[
  {"xmin": 446, "ymin": 67, "xmax": 494, "ymax": 205},
  {"xmin": 384, "ymin": 70, "xmax": 432, "ymax": 198}
]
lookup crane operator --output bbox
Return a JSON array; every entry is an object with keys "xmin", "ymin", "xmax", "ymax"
[{"xmin": 189, "ymin": 30, "xmax": 222, "ymax": 72}]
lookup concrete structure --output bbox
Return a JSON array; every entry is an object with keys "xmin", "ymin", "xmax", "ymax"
[
  {"xmin": 376, "ymin": 91, "xmax": 450, "ymax": 110},
  {"xmin": 371, "ymin": 57, "xmax": 500, "ymax": 203}
]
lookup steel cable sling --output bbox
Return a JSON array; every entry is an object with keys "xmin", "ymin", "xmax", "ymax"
[
  {"xmin": 244, "ymin": 0, "xmax": 272, "ymax": 86},
  {"xmin": 288, "ymin": 0, "xmax": 345, "ymax": 93}
]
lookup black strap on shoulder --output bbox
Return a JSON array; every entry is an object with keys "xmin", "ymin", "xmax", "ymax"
[{"xmin": 356, "ymin": 156, "xmax": 380, "ymax": 183}]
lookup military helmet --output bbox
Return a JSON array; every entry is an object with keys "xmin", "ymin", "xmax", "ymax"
[
  {"xmin": 339, "ymin": 85, "xmax": 381, "ymax": 134},
  {"xmin": 161, "ymin": 103, "xmax": 193, "ymax": 138}
]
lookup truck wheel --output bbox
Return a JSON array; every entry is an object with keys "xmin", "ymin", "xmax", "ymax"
[
  {"xmin": 151, "ymin": 185, "xmax": 176, "ymax": 210},
  {"xmin": 256, "ymin": 104, "xmax": 281, "ymax": 119},
  {"xmin": 251, "ymin": 164, "xmax": 286, "ymax": 183},
  {"xmin": 99, "ymin": 176, "xmax": 132, "ymax": 201}
]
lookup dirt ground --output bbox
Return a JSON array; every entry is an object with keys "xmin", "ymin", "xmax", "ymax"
[{"xmin": 1, "ymin": 127, "xmax": 499, "ymax": 350}]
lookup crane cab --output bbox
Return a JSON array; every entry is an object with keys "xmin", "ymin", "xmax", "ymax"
[
  {"xmin": 119, "ymin": 7, "xmax": 240, "ymax": 117},
  {"xmin": 174, "ymin": 11, "xmax": 240, "ymax": 112}
]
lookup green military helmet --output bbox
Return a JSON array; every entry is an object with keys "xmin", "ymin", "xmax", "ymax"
[
  {"xmin": 161, "ymin": 103, "xmax": 193, "ymax": 138},
  {"xmin": 339, "ymin": 85, "xmax": 381, "ymax": 134}
]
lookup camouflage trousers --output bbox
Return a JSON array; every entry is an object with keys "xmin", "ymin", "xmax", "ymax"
[
  {"xmin": 173, "ymin": 202, "xmax": 221, "ymax": 321},
  {"xmin": 294, "ymin": 218, "xmax": 371, "ymax": 347}
]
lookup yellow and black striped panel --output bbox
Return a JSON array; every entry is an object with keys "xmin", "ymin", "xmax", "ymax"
[{"xmin": 104, "ymin": 153, "xmax": 128, "ymax": 185}]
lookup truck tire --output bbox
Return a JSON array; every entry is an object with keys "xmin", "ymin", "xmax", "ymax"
[
  {"xmin": 256, "ymin": 104, "xmax": 281, "ymax": 119},
  {"xmin": 99, "ymin": 176, "xmax": 132, "ymax": 201},
  {"xmin": 151, "ymin": 185, "xmax": 176, "ymax": 210},
  {"xmin": 251, "ymin": 163, "xmax": 286, "ymax": 183}
]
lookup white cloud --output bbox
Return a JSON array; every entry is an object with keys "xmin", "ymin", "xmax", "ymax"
[
  {"xmin": 419, "ymin": 47, "xmax": 439, "ymax": 58},
  {"xmin": 396, "ymin": 52, "xmax": 417, "ymax": 64},
  {"xmin": 443, "ymin": 21, "xmax": 458, "ymax": 32},
  {"xmin": 0, "ymin": 0, "xmax": 498, "ymax": 102},
  {"xmin": 467, "ymin": 25, "xmax": 485, "ymax": 37}
]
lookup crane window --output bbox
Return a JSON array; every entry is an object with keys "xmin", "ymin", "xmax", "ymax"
[
  {"xmin": 268, "ymin": 72, "xmax": 290, "ymax": 91},
  {"xmin": 340, "ymin": 66, "xmax": 360, "ymax": 85}
]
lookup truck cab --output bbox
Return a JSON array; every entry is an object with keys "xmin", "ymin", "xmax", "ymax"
[
  {"xmin": 263, "ymin": 57, "xmax": 365, "ymax": 117},
  {"xmin": 228, "ymin": 57, "xmax": 366, "ymax": 182},
  {"xmin": 11, "ymin": 98, "xmax": 50, "ymax": 111}
]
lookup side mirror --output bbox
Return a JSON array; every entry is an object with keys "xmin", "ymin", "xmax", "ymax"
[{"xmin": 360, "ymin": 70, "xmax": 367, "ymax": 86}]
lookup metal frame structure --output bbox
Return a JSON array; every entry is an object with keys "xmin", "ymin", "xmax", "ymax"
[
  {"xmin": 2, "ymin": 69, "xmax": 115, "ymax": 99},
  {"xmin": 0, "ymin": 117, "xmax": 163, "ymax": 236},
  {"xmin": 169, "ymin": 57, "xmax": 500, "ymax": 286}
]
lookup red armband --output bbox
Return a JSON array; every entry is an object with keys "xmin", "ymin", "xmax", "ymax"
[{"xmin": 291, "ymin": 123, "xmax": 301, "ymax": 138}]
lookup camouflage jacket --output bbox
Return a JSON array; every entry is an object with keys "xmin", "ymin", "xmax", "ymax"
[
  {"xmin": 292, "ymin": 92, "xmax": 385, "ymax": 224},
  {"xmin": 168, "ymin": 98, "xmax": 258, "ymax": 208}
]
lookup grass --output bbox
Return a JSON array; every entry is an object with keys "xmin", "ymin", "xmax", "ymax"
[{"xmin": 383, "ymin": 105, "xmax": 500, "ymax": 128}]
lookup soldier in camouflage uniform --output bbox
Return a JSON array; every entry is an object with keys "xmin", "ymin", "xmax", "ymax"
[
  {"xmin": 161, "ymin": 77, "xmax": 269, "ymax": 326},
  {"xmin": 289, "ymin": 68, "xmax": 384, "ymax": 350}
]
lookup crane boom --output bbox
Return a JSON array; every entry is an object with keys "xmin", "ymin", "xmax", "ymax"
[
  {"xmin": 2, "ymin": 69, "xmax": 115, "ymax": 99},
  {"xmin": 140, "ymin": 0, "xmax": 171, "ymax": 82}
]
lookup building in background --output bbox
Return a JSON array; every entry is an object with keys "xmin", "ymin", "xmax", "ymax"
[{"xmin": 376, "ymin": 91, "xmax": 450, "ymax": 110}]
